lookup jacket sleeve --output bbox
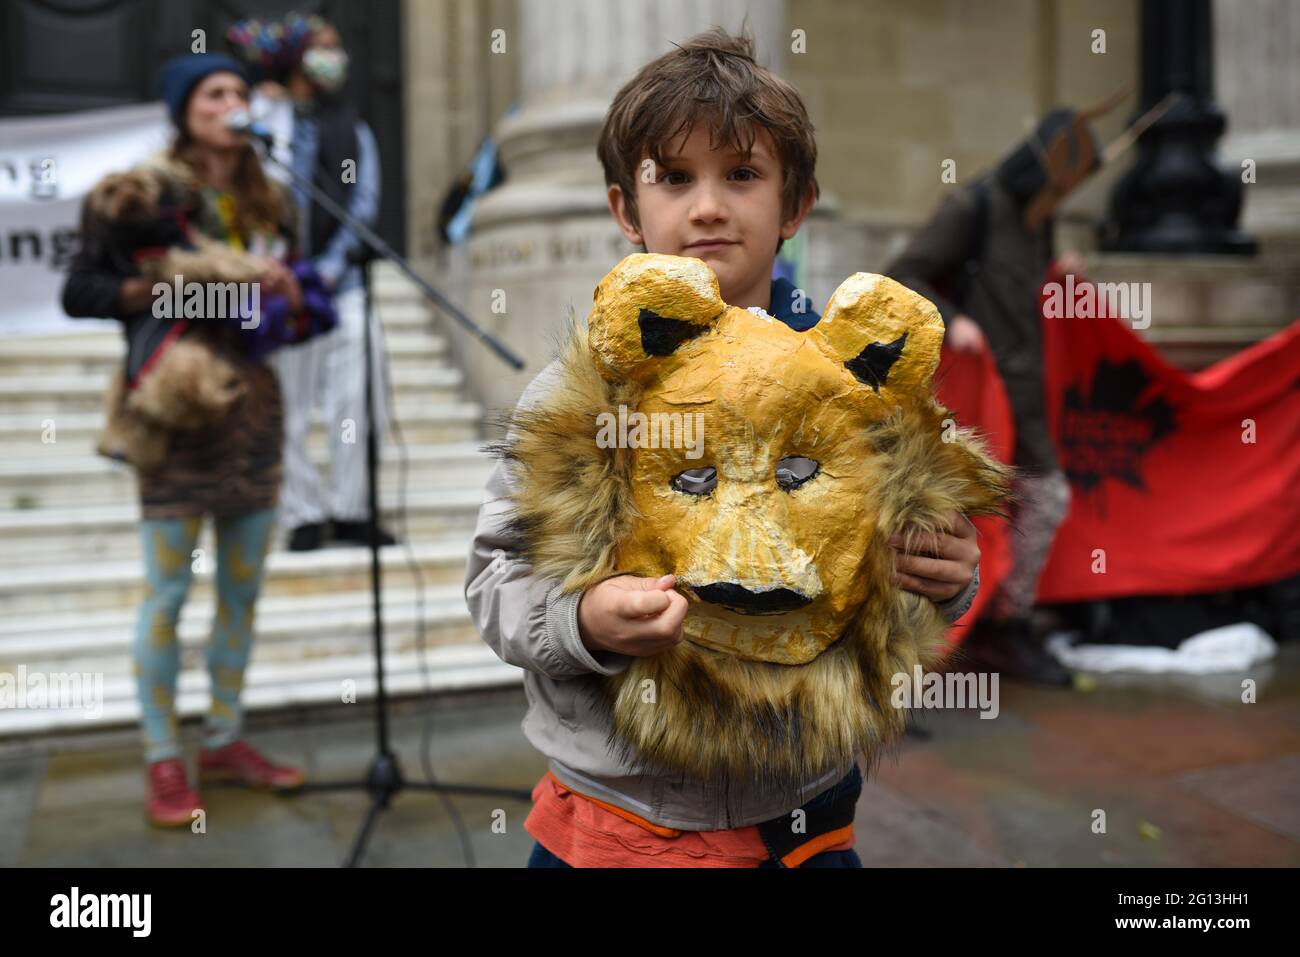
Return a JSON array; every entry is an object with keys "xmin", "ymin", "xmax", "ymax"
[
  {"xmin": 933, "ymin": 561, "xmax": 980, "ymax": 623},
  {"xmin": 930, "ymin": 513, "xmax": 981, "ymax": 622},
  {"xmin": 884, "ymin": 189, "xmax": 976, "ymax": 327},
  {"xmin": 464, "ymin": 360, "xmax": 634, "ymax": 680},
  {"xmin": 61, "ymin": 268, "xmax": 125, "ymax": 320},
  {"xmin": 60, "ymin": 199, "xmax": 126, "ymax": 320}
]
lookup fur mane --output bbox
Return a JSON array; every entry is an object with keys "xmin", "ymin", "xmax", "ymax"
[{"xmin": 496, "ymin": 318, "xmax": 1012, "ymax": 792}]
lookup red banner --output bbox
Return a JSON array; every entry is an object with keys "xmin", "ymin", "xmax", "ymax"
[
  {"xmin": 936, "ymin": 262, "xmax": 1300, "ymax": 623},
  {"xmin": 932, "ymin": 339, "xmax": 1015, "ymax": 633}
]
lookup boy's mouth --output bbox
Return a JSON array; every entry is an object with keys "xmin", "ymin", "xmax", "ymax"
[{"xmin": 684, "ymin": 238, "xmax": 738, "ymax": 253}]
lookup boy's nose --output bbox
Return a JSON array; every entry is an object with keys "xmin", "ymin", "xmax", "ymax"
[{"xmin": 688, "ymin": 182, "xmax": 728, "ymax": 222}]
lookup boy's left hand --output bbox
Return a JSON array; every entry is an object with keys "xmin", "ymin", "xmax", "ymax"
[{"xmin": 889, "ymin": 510, "xmax": 979, "ymax": 603}]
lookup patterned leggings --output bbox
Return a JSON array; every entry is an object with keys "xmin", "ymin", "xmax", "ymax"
[
  {"xmin": 134, "ymin": 509, "xmax": 277, "ymax": 763},
  {"xmin": 994, "ymin": 470, "xmax": 1072, "ymax": 622}
]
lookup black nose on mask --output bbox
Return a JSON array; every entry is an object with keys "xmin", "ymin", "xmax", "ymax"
[{"xmin": 693, "ymin": 583, "xmax": 812, "ymax": 615}]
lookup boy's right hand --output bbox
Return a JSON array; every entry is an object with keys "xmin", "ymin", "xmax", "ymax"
[{"xmin": 578, "ymin": 574, "xmax": 687, "ymax": 657}]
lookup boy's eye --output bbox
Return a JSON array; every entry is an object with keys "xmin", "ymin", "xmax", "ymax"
[
  {"xmin": 672, "ymin": 466, "xmax": 716, "ymax": 495},
  {"xmin": 662, "ymin": 170, "xmax": 689, "ymax": 186},
  {"xmin": 776, "ymin": 456, "xmax": 818, "ymax": 490},
  {"xmin": 730, "ymin": 167, "xmax": 757, "ymax": 182}
]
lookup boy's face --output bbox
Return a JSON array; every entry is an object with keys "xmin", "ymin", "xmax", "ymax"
[{"xmin": 608, "ymin": 124, "xmax": 812, "ymax": 310}]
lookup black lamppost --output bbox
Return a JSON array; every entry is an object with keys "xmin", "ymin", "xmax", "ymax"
[{"xmin": 1100, "ymin": 0, "xmax": 1255, "ymax": 254}]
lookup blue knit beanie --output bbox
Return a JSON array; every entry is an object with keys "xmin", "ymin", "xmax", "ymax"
[{"xmin": 156, "ymin": 53, "xmax": 249, "ymax": 129}]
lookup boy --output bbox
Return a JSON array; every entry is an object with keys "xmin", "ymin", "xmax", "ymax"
[{"xmin": 465, "ymin": 29, "xmax": 981, "ymax": 868}]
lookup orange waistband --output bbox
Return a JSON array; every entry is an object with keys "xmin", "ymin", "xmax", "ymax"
[
  {"xmin": 545, "ymin": 769, "xmax": 856, "ymax": 866},
  {"xmin": 780, "ymin": 824, "xmax": 856, "ymax": 868},
  {"xmin": 546, "ymin": 770, "xmax": 683, "ymax": 838}
]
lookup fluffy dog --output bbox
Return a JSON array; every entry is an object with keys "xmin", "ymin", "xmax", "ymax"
[
  {"xmin": 97, "ymin": 337, "xmax": 247, "ymax": 472},
  {"xmin": 88, "ymin": 166, "xmax": 260, "ymax": 471},
  {"xmin": 89, "ymin": 168, "xmax": 267, "ymax": 284}
]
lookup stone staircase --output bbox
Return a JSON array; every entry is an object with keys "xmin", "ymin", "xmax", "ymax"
[{"xmin": 0, "ymin": 262, "xmax": 519, "ymax": 738}]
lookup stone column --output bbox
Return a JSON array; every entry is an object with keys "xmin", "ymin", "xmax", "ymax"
[
  {"xmin": 1213, "ymin": 0, "xmax": 1300, "ymax": 254},
  {"xmin": 458, "ymin": 0, "xmax": 788, "ymax": 418}
]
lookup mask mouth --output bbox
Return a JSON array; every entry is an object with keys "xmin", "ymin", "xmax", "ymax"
[
  {"xmin": 302, "ymin": 47, "xmax": 348, "ymax": 93},
  {"xmin": 692, "ymin": 582, "xmax": 813, "ymax": 615}
]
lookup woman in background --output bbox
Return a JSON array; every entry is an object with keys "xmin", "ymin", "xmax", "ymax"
[{"xmin": 62, "ymin": 53, "xmax": 314, "ymax": 827}]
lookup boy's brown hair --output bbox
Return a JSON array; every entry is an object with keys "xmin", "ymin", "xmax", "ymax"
[{"xmin": 597, "ymin": 27, "xmax": 819, "ymax": 239}]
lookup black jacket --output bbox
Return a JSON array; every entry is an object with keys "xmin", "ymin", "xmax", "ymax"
[
  {"xmin": 61, "ymin": 153, "xmax": 295, "ymax": 381},
  {"xmin": 885, "ymin": 176, "xmax": 1053, "ymax": 383}
]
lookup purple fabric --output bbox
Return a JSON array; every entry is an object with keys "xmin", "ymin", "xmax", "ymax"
[{"xmin": 238, "ymin": 259, "xmax": 338, "ymax": 360}]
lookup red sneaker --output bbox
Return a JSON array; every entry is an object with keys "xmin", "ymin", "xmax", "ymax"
[
  {"xmin": 198, "ymin": 740, "xmax": 305, "ymax": 792},
  {"xmin": 146, "ymin": 758, "xmax": 203, "ymax": 828}
]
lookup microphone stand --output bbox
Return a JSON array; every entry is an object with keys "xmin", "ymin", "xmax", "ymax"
[{"xmin": 249, "ymin": 134, "xmax": 532, "ymax": 868}]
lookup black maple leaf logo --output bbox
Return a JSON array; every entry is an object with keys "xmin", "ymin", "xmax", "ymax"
[{"xmin": 1058, "ymin": 359, "xmax": 1177, "ymax": 494}]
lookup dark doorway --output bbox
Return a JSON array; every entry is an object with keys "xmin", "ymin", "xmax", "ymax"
[{"xmin": 0, "ymin": 0, "xmax": 406, "ymax": 253}]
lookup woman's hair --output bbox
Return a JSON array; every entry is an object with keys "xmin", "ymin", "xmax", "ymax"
[
  {"xmin": 597, "ymin": 27, "xmax": 819, "ymax": 231},
  {"xmin": 168, "ymin": 132, "xmax": 283, "ymax": 240}
]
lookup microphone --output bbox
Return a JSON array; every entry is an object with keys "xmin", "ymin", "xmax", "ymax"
[{"xmin": 226, "ymin": 110, "xmax": 274, "ymax": 143}]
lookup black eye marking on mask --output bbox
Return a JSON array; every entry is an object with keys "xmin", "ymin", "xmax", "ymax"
[
  {"xmin": 775, "ymin": 456, "xmax": 819, "ymax": 491},
  {"xmin": 672, "ymin": 465, "xmax": 717, "ymax": 496},
  {"xmin": 639, "ymin": 308, "xmax": 709, "ymax": 356},
  {"xmin": 845, "ymin": 332, "xmax": 907, "ymax": 391}
]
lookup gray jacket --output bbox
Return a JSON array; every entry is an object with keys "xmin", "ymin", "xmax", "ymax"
[{"xmin": 464, "ymin": 358, "xmax": 981, "ymax": 831}]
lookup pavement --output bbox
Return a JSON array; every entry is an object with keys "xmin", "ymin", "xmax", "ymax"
[{"xmin": 2, "ymin": 643, "xmax": 1297, "ymax": 867}]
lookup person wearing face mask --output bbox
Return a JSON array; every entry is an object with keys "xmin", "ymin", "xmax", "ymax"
[
  {"xmin": 230, "ymin": 13, "xmax": 393, "ymax": 551},
  {"xmin": 886, "ymin": 107, "xmax": 1113, "ymax": 688}
]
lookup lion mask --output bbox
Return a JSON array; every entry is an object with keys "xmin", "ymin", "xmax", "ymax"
[{"xmin": 500, "ymin": 254, "xmax": 1011, "ymax": 787}]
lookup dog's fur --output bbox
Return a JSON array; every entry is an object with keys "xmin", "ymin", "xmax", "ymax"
[
  {"xmin": 497, "ymin": 255, "xmax": 1013, "ymax": 788},
  {"xmin": 126, "ymin": 337, "xmax": 246, "ymax": 430},
  {"xmin": 95, "ymin": 370, "xmax": 167, "ymax": 470},
  {"xmin": 87, "ymin": 159, "xmax": 267, "ymax": 470},
  {"xmin": 87, "ymin": 166, "xmax": 268, "ymax": 284},
  {"xmin": 89, "ymin": 169, "xmax": 164, "ymax": 224}
]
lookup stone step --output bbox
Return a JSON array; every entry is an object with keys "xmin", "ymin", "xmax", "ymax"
[
  {"xmin": 373, "ymin": 300, "xmax": 439, "ymax": 327},
  {"xmin": 0, "ymin": 401, "xmax": 484, "ymax": 461},
  {"xmin": 1139, "ymin": 323, "xmax": 1289, "ymax": 342},
  {"xmin": 371, "ymin": 261, "xmax": 424, "ymax": 289},
  {"xmin": 0, "ymin": 262, "xmax": 498, "ymax": 741},
  {"xmin": 0, "ymin": 327, "xmax": 447, "ymax": 377},
  {"xmin": 0, "ymin": 583, "xmax": 474, "ymax": 673},
  {"xmin": 0, "ymin": 486, "xmax": 486, "ymax": 565},
  {"xmin": 0, "ymin": 644, "xmax": 518, "ymax": 738},
  {"xmin": 0, "ymin": 438, "xmax": 493, "ymax": 510},
  {"xmin": 1136, "ymin": 323, "xmax": 1293, "ymax": 371},
  {"xmin": 0, "ymin": 537, "xmax": 473, "ymax": 618},
  {"xmin": 0, "ymin": 363, "xmax": 464, "ymax": 416}
]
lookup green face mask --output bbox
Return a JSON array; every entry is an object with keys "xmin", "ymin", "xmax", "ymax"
[{"xmin": 302, "ymin": 47, "xmax": 348, "ymax": 94}]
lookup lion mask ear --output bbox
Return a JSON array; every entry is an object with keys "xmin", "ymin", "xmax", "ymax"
[
  {"xmin": 588, "ymin": 254, "xmax": 727, "ymax": 384},
  {"xmin": 807, "ymin": 273, "xmax": 945, "ymax": 408}
]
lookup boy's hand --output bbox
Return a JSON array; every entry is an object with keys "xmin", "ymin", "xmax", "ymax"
[
  {"xmin": 578, "ymin": 574, "xmax": 687, "ymax": 657},
  {"xmin": 889, "ymin": 511, "xmax": 979, "ymax": 603}
]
